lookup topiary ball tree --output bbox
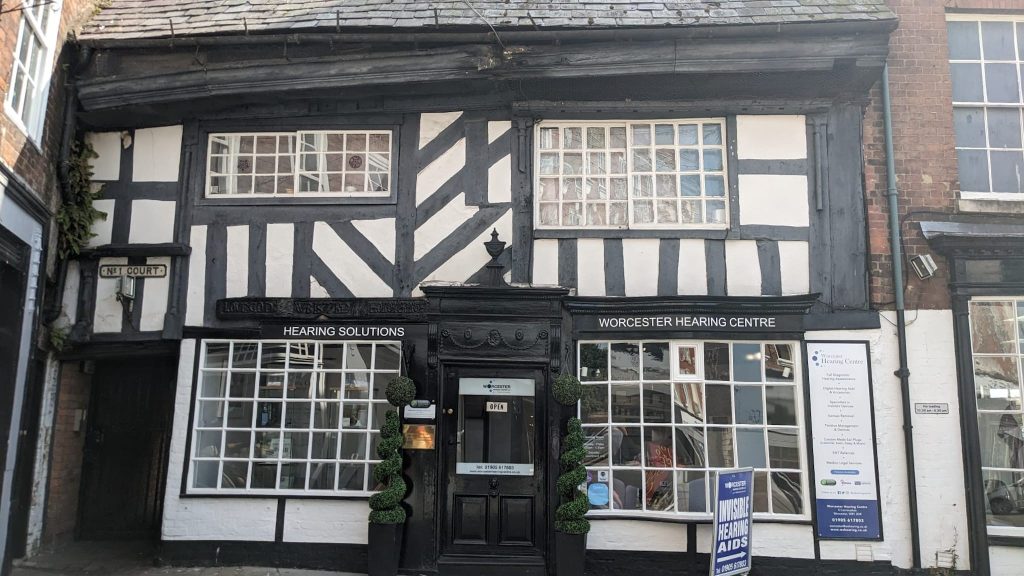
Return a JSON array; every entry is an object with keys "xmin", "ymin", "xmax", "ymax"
[
  {"xmin": 552, "ymin": 373, "xmax": 590, "ymax": 535},
  {"xmin": 368, "ymin": 376, "xmax": 416, "ymax": 524}
]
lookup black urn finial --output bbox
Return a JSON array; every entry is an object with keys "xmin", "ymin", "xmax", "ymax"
[{"xmin": 483, "ymin": 229, "xmax": 508, "ymax": 286}]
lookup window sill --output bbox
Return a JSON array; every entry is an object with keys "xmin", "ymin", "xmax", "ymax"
[
  {"xmin": 958, "ymin": 197, "xmax": 1024, "ymax": 215},
  {"xmin": 587, "ymin": 511, "xmax": 811, "ymax": 525},
  {"xmin": 180, "ymin": 490, "xmax": 372, "ymax": 500}
]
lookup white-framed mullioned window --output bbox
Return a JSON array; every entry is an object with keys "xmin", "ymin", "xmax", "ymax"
[
  {"xmin": 205, "ymin": 130, "xmax": 392, "ymax": 197},
  {"xmin": 947, "ymin": 15, "xmax": 1024, "ymax": 199},
  {"xmin": 577, "ymin": 339, "xmax": 808, "ymax": 520},
  {"xmin": 187, "ymin": 340, "xmax": 401, "ymax": 496},
  {"xmin": 967, "ymin": 298, "xmax": 1024, "ymax": 533},
  {"xmin": 5, "ymin": 0, "xmax": 62, "ymax": 143},
  {"xmin": 535, "ymin": 120, "xmax": 728, "ymax": 229}
]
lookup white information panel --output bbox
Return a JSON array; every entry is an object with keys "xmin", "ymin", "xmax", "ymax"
[
  {"xmin": 806, "ymin": 341, "xmax": 881, "ymax": 540},
  {"xmin": 458, "ymin": 378, "xmax": 534, "ymax": 396}
]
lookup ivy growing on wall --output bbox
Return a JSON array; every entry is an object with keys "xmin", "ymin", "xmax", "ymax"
[{"xmin": 55, "ymin": 140, "xmax": 105, "ymax": 259}]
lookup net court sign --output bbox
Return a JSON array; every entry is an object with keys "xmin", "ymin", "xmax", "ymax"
[{"xmin": 710, "ymin": 468, "xmax": 754, "ymax": 576}]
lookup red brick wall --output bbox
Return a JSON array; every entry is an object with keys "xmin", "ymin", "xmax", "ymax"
[
  {"xmin": 41, "ymin": 362, "xmax": 91, "ymax": 546},
  {"xmin": 0, "ymin": 0, "xmax": 98, "ymax": 211},
  {"xmin": 865, "ymin": 0, "xmax": 1024, "ymax": 310}
]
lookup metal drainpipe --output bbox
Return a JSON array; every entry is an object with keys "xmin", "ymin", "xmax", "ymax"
[{"xmin": 882, "ymin": 63, "xmax": 922, "ymax": 570}]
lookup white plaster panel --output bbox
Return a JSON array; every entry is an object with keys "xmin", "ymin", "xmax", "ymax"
[
  {"xmin": 576, "ymin": 238, "xmax": 605, "ymax": 296},
  {"xmin": 265, "ymin": 223, "xmax": 294, "ymax": 297},
  {"xmin": 128, "ymin": 200, "xmax": 176, "ymax": 244},
  {"xmin": 225, "ymin": 225, "xmax": 249, "ymax": 298},
  {"xmin": 419, "ymin": 210, "xmax": 513, "ymax": 290},
  {"xmin": 185, "ymin": 226, "xmax": 207, "ymax": 326},
  {"xmin": 87, "ymin": 198, "xmax": 115, "ymax": 247},
  {"xmin": 415, "ymin": 193, "xmax": 477, "ymax": 260},
  {"xmin": 139, "ymin": 257, "xmax": 170, "ymax": 332},
  {"xmin": 310, "ymin": 275, "xmax": 329, "ymax": 298},
  {"xmin": 531, "ymin": 238, "xmax": 559, "ymax": 286},
  {"xmin": 778, "ymin": 240, "xmax": 810, "ymax": 295},
  {"xmin": 352, "ymin": 218, "xmax": 396, "ymax": 263},
  {"xmin": 622, "ymin": 238, "xmax": 660, "ymax": 297},
  {"xmin": 678, "ymin": 239, "xmax": 707, "ymax": 295},
  {"xmin": 54, "ymin": 259, "xmax": 80, "ymax": 330},
  {"xmin": 132, "ymin": 125, "xmax": 183, "ymax": 182},
  {"xmin": 86, "ymin": 132, "xmax": 122, "ymax": 181},
  {"xmin": 488, "ymin": 154, "xmax": 512, "ymax": 204},
  {"xmin": 991, "ymin": 546, "xmax": 1024, "ymax": 576},
  {"xmin": 93, "ymin": 257, "xmax": 126, "ymax": 333},
  {"xmin": 162, "ymin": 340, "xmax": 277, "ymax": 541},
  {"xmin": 738, "ymin": 175, "xmax": 809, "ymax": 227},
  {"xmin": 416, "ymin": 138, "xmax": 465, "ymax": 206},
  {"xmin": 418, "ymin": 112, "xmax": 462, "ymax": 148},
  {"xmin": 283, "ymin": 500, "xmax": 370, "ymax": 544},
  {"xmin": 312, "ymin": 222, "xmax": 391, "ymax": 297},
  {"xmin": 488, "ymin": 120, "xmax": 511, "ymax": 144},
  {"xmin": 751, "ymin": 523, "xmax": 815, "ymax": 559},
  {"xmin": 725, "ymin": 240, "xmax": 761, "ymax": 296},
  {"xmin": 736, "ymin": 115, "xmax": 807, "ymax": 159}
]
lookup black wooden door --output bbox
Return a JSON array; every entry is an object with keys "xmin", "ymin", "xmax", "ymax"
[
  {"xmin": 78, "ymin": 357, "xmax": 175, "ymax": 540},
  {"xmin": 441, "ymin": 366, "xmax": 546, "ymax": 564}
]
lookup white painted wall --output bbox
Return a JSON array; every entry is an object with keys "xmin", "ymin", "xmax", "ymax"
[
  {"xmin": 736, "ymin": 116, "xmax": 807, "ymax": 159},
  {"xmin": 416, "ymin": 138, "xmax": 465, "ymax": 206},
  {"xmin": 419, "ymin": 112, "xmax": 462, "ymax": 149},
  {"xmin": 139, "ymin": 256, "xmax": 170, "ymax": 332},
  {"xmin": 282, "ymin": 500, "xmax": 369, "ymax": 544},
  {"xmin": 312, "ymin": 222, "xmax": 391, "ymax": 297},
  {"xmin": 809, "ymin": 310, "xmax": 970, "ymax": 571},
  {"xmin": 622, "ymin": 238, "xmax": 659, "ymax": 297},
  {"xmin": 86, "ymin": 131, "xmax": 122, "ymax": 181},
  {"xmin": 225, "ymin": 225, "xmax": 249, "ymax": 298},
  {"xmin": 418, "ymin": 210, "xmax": 513, "ymax": 291},
  {"xmin": 738, "ymin": 175, "xmax": 810, "ymax": 227},
  {"xmin": 589, "ymin": 520, "xmax": 814, "ymax": 559},
  {"xmin": 532, "ymin": 238, "xmax": 559, "ymax": 286},
  {"xmin": 184, "ymin": 225, "xmax": 207, "ymax": 327},
  {"xmin": 778, "ymin": 241, "xmax": 810, "ymax": 295},
  {"xmin": 87, "ymin": 198, "xmax": 114, "ymax": 247},
  {"xmin": 54, "ymin": 259, "xmax": 79, "ymax": 330},
  {"xmin": 93, "ymin": 256, "xmax": 126, "ymax": 333},
  {"xmin": 991, "ymin": 545, "xmax": 1024, "ymax": 576},
  {"xmin": 677, "ymin": 239, "xmax": 707, "ymax": 295},
  {"xmin": 132, "ymin": 125, "xmax": 183, "ymax": 182},
  {"xmin": 128, "ymin": 200, "xmax": 176, "ymax": 244},
  {"xmin": 725, "ymin": 240, "xmax": 760, "ymax": 296},
  {"xmin": 576, "ymin": 238, "xmax": 605, "ymax": 296},
  {"xmin": 265, "ymin": 223, "xmax": 294, "ymax": 297},
  {"xmin": 415, "ymin": 193, "xmax": 477, "ymax": 260}
]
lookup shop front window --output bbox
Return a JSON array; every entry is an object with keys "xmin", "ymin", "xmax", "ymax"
[
  {"xmin": 188, "ymin": 340, "xmax": 400, "ymax": 496},
  {"xmin": 577, "ymin": 340, "xmax": 806, "ymax": 519},
  {"xmin": 969, "ymin": 299, "xmax": 1024, "ymax": 531}
]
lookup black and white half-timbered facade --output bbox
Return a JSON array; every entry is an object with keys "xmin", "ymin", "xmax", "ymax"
[{"xmin": 45, "ymin": 1, "xmax": 930, "ymax": 574}]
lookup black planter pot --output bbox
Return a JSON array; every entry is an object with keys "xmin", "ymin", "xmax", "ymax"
[
  {"xmin": 555, "ymin": 531, "xmax": 587, "ymax": 576},
  {"xmin": 368, "ymin": 522, "xmax": 403, "ymax": 576}
]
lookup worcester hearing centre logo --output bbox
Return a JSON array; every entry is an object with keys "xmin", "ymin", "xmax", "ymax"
[{"xmin": 811, "ymin": 347, "xmax": 866, "ymax": 369}]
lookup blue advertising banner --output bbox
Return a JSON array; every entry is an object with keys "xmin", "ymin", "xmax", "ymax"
[
  {"xmin": 807, "ymin": 341, "xmax": 883, "ymax": 540},
  {"xmin": 710, "ymin": 468, "xmax": 754, "ymax": 576}
]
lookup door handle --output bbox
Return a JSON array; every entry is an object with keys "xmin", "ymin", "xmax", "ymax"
[{"xmin": 488, "ymin": 477, "xmax": 499, "ymax": 498}]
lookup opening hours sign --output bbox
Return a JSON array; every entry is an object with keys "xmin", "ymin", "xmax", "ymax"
[{"xmin": 710, "ymin": 468, "xmax": 754, "ymax": 576}]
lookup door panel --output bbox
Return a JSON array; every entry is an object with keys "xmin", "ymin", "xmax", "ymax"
[
  {"xmin": 78, "ymin": 357, "xmax": 175, "ymax": 540},
  {"xmin": 441, "ymin": 367, "xmax": 546, "ymax": 560}
]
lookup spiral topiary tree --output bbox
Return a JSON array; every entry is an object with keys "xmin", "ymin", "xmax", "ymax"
[
  {"xmin": 368, "ymin": 375, "xmax": 416, "ymax": 524},
  {"xmin": 553, "ymin": 373, "xmax": 590, "ymax": 535}
]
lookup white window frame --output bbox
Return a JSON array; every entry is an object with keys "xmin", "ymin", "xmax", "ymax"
[
  {"xmin": 947, "ymin": 14, "xmax": 1024, "ymax": 200},
  {"xmin": 186, "ymin": 339, "xmax": 401, "ymax": 497},
  {"xmin": 966, "ymin": 296, "xmax": 1024, "ymax": 537},
  {"xmin": 534, "ymin": 119, "xmax": 730, "ymax": 230},
  {"xmin": 205, "ymin": 130, "xmax": 393, "ymax": 199},
  {"xmin": 576, "ymin": 339, "xmax": 809, "ymax": 522},
  {"xmin": 4, "ymin": 0, "xmax": 63, "ymax": 145}
]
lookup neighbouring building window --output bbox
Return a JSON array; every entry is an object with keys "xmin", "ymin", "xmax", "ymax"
[
  {"xmin": 577, "ymin": 340, "xmax": 806, "ymax": 519},
  {"xmin": 535, "ymin": 120, "xmax": 728, "ymax": 229},
  {"xmin": 947, "ymin": 16, "xmax": 1024, "ymax": 198},
  {"xmin": 188, "ymin": 340, "xmax": 401, "ymax": 495},
  {"xmin": 5, "ymin": 0, "xmax": 62, "ymax": 142},
  {"xmin": 206, "ymin": 131, "xmax": 392, "ymax": 197},
  {"xmin": 968, "ymin": 299, "xmax": 1024, "ymax": 532}
]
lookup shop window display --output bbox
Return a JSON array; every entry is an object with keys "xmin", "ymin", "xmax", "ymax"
[
  {"xmin": 189, "ymin": 340, "xmax": 400, "ymax": 496},
  {"xmin": 577, "ymin": 340, "xmax": 806, "ymax": 519}
]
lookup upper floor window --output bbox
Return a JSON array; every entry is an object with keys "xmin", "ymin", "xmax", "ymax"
[
  {"xmin": 206, "ymin": 131, "xmax": 392, "ymax": 198},
  {"xmin": 535, "ymin": 120, "xmax": 728, "ymax": 229},
  {"xmin": 948, "ymin": 16, "xmax": 1024, "ymax": 198},
  {"xmin": 5, "ymin": 0, "xmax": 62, "ymax": 142}
]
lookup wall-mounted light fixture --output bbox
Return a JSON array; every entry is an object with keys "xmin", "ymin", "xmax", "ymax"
[
  {"xmin": 909, "ymin": 254, "xmax": 938, "ymax": 280},
  {"xmin": 116, "ymin": 274, "xmax": 136, "ymax": 311}
]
